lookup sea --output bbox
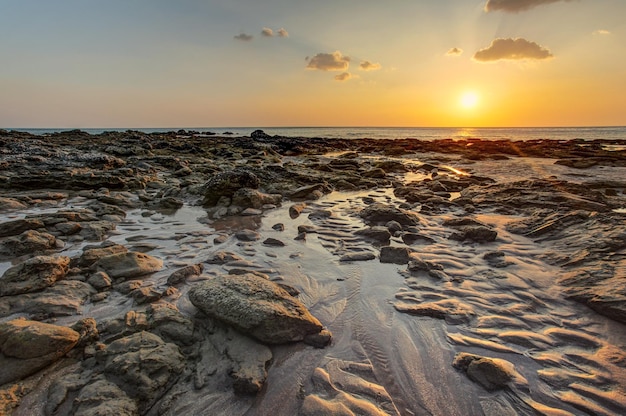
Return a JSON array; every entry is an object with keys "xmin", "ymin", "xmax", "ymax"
[{"xmin": 5, "ymin": 126, "xmax": 626, "ymax": 141}]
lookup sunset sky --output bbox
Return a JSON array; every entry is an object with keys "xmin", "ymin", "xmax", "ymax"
[{"xmin": 1, "ymin": 0, "xmax": 625, "ymax": 128}]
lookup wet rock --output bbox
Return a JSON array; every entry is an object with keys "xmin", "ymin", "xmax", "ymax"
[
  {"xmin": 339, "ymin": 252, "xmax": 376, "ymax": 262},
  {"xmin": 359, "ymin": 203, "xmax": 421, "ymax": 227},
  {"xmin": 0, "ymin": 280, "xmax": 94, "ymax": 319},
  {"xmin": 207, "ymin": 251, "xmax": 244, "ymax": 264},
  {"xmin": 304, "ymin": 329, "xmax": 333, "ymax": 348},
  {"xmin": 449, "ymin": 226, "xmax": 497, "ymax": 243},
  {"xmin": 263, "ymin": 237, "xmax": 285, "ymax": 247},
  {"xmin": 483, "ymin": 251, "xmax": 514, "ymax": 268},
  {"xmin": 251, "ymin": 129, "xmax": 270, "ymax": 139},
  {"xmin": 202, "ymin": 169, "xmax": 260, "ymax": 206},
  {"xmin": 235, "ymin": 229, "xmax": 261, "ymax": 242},
  {"xmin": 0, "ymin": 197, "xmax": 27, "ymax": 211},
  {"xmin": 147, "ymin": 302, "xmax": 196, "ymax": 346},
  {"xmin": 227, "ymin": 333, "xmax": 273, "ymax": 395},
  {"xmin": 0, "ymin": 229, "xmax": 59, "ymax": 257},
  {"xmin": 379, "ymin": 246, "xmax": 412, "ymax": 264},
  {"xmin": 87, "ymin": 271, "xmax": 113, "ymax": 290},
  {"xmin": 290, "ymin": 183, "xmax": 332, "ymax": 200},
  {"xmin": 355, "ymin": 226, "xmax": 392, "ymax": 244},
  {"xmin": 289, "ymin": 203, "xmax": 306, "ymax": 219},
  {"xmin": 272, "ymin": 223, "xmax": 285, "ymax": 231},
  {"xmin": 95, "ymin": 331, "xmax": 185, "ymax": 412},
  {"xmin": 70, "ymin": 377, "xmax": 138, "ymax": 416},
  {"xmin": 0, "ymin": 255, "xmax": 70, "ymax": 296},
  {"xmin": 0, "ymin": 319, "xmax": 80, "ymax": 385},
  {"xmin": 401, "ymin": 232, "xmax": 435, "ymax": 245},
  {"xmin": 189, "ymin": 273, "xmax": 326, "ymax": 344},
  {"xmin": 0, "ymin": 218, "xmax": 45, "ymax": 237},
  {"xmin": 76, "ymin": 243, "xmax": 128, "ymax": 267},
  {"xmin": 395, "ymin": 300, "xmax": 474, "ymax": 323},
  {"xmin": 231, "ymin": 188, "xmax": 282, "ymax": 209},
  {"xmin": 452, "ymin": 352, "xmax": 525, "ymax": 391},
  {"xmin": 92, "ymin": 252, "xmax": 163, "ymax": 279},
  {"xmin": 167, "ymin": 263, "xmax": 204, "ymax": 285},
  {"xmin": 385, "ymin": 220, "xmax": 403, "ymax": 234}
]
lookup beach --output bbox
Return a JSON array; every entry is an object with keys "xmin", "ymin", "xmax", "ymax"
[{"xmin": 1, "ymin": 129, "xmax": 625, "ymax": 415}]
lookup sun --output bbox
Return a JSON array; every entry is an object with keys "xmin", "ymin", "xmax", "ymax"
[{"xmin": 460, "ymin": 91, "xmax": 479, "ymax": 109}]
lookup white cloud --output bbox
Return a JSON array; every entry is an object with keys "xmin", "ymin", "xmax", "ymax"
[
  {"xmin": 593, "ymin": 29, "xmax": 611, "ymax": 36},
  {"xmin": 277, "ymin": 28, "xmax": 289, "ymax": 38},
  {"xmin": 359, "ymin": 61, "xmax": 381, "ymax": 71},
  {"xmin": 484, "ymin": 0, "xmax": 573, "ymax": 13},
  {"xmin": 446, "ymin": 47, "xmax": 463, "ymax": 56},
  {"xmin": 234, "ymin": 33, "xmax": 253, "ymax": 41},
  {"xmin": 473, "ymin": 38, "xmax": 553, "ymax": 62},
  {"xmin": 261, "ymin": 27, "xmax": 273, "ymax": 37},
  {"xmin": 306, "ymin": 51, "xmax": 351, "ymax": 71},
  {"xmin": 334, "ymin": 72, "xmax": 353, "ymax": 81}
]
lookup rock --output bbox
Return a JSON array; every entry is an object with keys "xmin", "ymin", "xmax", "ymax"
[
  {"xmin": 207, "ymin": 251, "xmax": 244, "ymax": 264},
  {"xmin": 0, "ymin": 197, "xmax": 27, "ymax": 211},
  {"xmin": 71, "ymin": 317, "xmax": 99, "ymax": 347},
  {"xmin": 71, "ymin": 377, "xmax": 138, "ymax": 416},
  {"xmin": 402, "ymin": 232, "xmax": 435, "ymax": 245},
  {"xmin": 355, "ymin": 226, "xmax": 391, "ymax": 244},
  {"xmin": 289, "ymin": 203, "xmax": 306, "ymax": 219},
  {"xmin": 231, "ymin": 188, "xmax": 282, "ymax": 209},
  {"xmin": 226, "ymin": 332, "xmax": 273, "ymax": 395},
  {"xmin": 202, "ymin": 169, "xmax": 260, "ymax": 206},
  {"xmin": 272, "ymin": 223, "xmax": 285, "ymax": 231},
  {"xmin": 0, "ymin": 280, "xmax": 94, "ymax": 319},
  {"xmin": 251, "ymin": 129, "xmax": 271, "ymax": 139},
  {"xmin": 235, "ymin": 229, "xmax": 261, "ymax": 242},
  {"xmin": 167, "ymin": 263, "xmax": 204, "ymax": 285},
  {"xmin": 0, "ymin": 319, "xmax": 80, "ymax": 385},
  {"xmin": 379, "ymin": 246, "xmax": 412, "ymax": 264},
  {"xmin": 263, "ymin": 237, "xmax": 285, "ymax": 247},
  {"xmin": 77, "ymin": 243, "xmax": 129, "ymax": 267},
  {"xmin": 241, "ymin": 207, "xmax": 263, "ymax": 216},
  {"xmin": 92, "ymin": 252, "xmax": 163, "ymax": 279},
  {"xmin": 304, "ymin": 329, "xmax": 333, "ymax": 348},
  {"xmin": 359, "ymin": 203, "xmax": 421, "ymax": 227},
  {"xmin": 147, "ymin": 302, "xmax": 196, "ymax": 346},
  {"xmin": 449, "ymin": 226, "xmax": 497, "ymax": 243},
  {"xmin": 189, "ymin": 273, "xmax": 326, "ymax": 344},
  {"xmin": 96, "ymin": 331, "xmax": 185, "ymax": 412},
  {"xmin": 87, "ymin": 271, "xmax": 113, "ymax": 290},
  {"xmin": 339, "ymin": 252, "xmax": 376, "ymax": 262},
  {"xmin": 452, "ymin": 352, "xmax": 525, "ymax": 391},
  {"xmin": 0, "ymin": 229, "xmax": 58, "ymax": 257},
  {"xmin": 290, "ymin": 183, "xmax": 332, "ymax": 200},
  {"xmin": 0, "ymin": 255, "xmax": 70, "ymax": 296},
  {"xmin": 0, "ymin": 218, "xmax": 45, "ymax": 237},
  {"xmin": 55, "ymin": 221, "xmax": 82, "ymax": 235},
  {"xmin": 385, "ymin": 220, "xmax": 403, "ymax": 234}
]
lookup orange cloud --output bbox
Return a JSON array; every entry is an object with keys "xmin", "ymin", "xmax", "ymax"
[
  {"xmin": 334, "ymin": 72, "xmax": 352, "ymax": 81},
  {"xmin": 484, "ymin": 0, "xmax": 573, "ymax": 13},
  {"xmin": 261, "ymin": 28, "xmax": 273, "ymax": 37},
  {"xmin": 277, "ymin": 28, "xmax": 289, "ymax": 38},
  {"xmin": 446, "ymin": 47, "xmax": 463, "ymax": 56},
  {"xmin": 359, "ymin": 61, "xmax": 381, "ymax": 71},
  {"xmin": 306, "ymin": 51, "xmax": 351, "ymax": 71},
  {"xmin": 473, "ymin": 38, "xmax": 553, "ymax": 62}
]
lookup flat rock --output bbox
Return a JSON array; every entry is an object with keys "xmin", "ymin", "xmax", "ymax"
[
  {"xmin": 452, "ymin": 352, "xmax": 526, "ymax": 391},
  {"xmin": 0, "ymin": 229, "xmax": 58, "ymax": 257},
  {"xmin": 189, "ymin": 273, "xmax": 326, "ymax": 344},
  {"xmin": 0, "ymin": 255, "xmax": 70, "ymax": 296},
  {"xmin": 92, "ymin": 251, "xmax": 163, "ymax": 279},
  {"xmin": 0, "ymin": 319, "xmax": 79, "ymax": 385},
  {"xmin": 379, "ymin": 246, "xmax": 412, "ymax": 264},
  {"xmin": 0, "ymin": 218, "xmax": 45, "ymax": 237},
  {"xmin": 449, "ymin": 226, "xmax": 497, "ymax": 243}
]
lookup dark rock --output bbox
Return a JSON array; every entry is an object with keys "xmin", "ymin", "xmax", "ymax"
[
  {"xmin": 339, "ymin": 252, "xmax": 376, "ymax": 262},
  {"xmin": 0, "ymin": 255, "xmax": 70, "ymax": 296},
  {"xmin": 452, "ymin": 353, "xmax": 524, "ymax": 391},
  {"xmin": 235, "ymin": 229, "xmax": 261, "ymax": 242},
  {"xmin": 92, "ymin": 252, "xmax": 163, "ymax": 279},
  {"xmin": 202, "ymin": 169, "xmax": 261, "ymax": 206},
  {"xmin": 379, "ymin": 246, "xmax": 412, "ymax": 264},
  {"xmin": 0, "ymin": 229, "xmax": 58, "ymax": 257},
  {"xmin": 449, "ymin": 226, "xmax": 497, "ymax": 243},
  {"xmin": 77, "ymin": 243, "xmax": 128, "ymax": 267},
  {"xmin": 289, "ymin": 203, "xmax": 307, "ymax": 219},
  {"xmin": 263, "ymin": 237, "xmax": 285, "ymax": 247},
  {"xmin": 0, "ymin": 218, "xmax": 45, "ymax": 237},
  {"xmin": 189, "ymin": 273, "xmax": 326, "ymax": 344},
  {"xmin": 232, "ymin": 188, "xmax": 282, "ymax": 209},
  {"xmin": 356, "ymin": 226, "xmax": 392, "ymax": 244},
  {"xmin": 167, "ymin": 263, "xmax": 204, "ymax": 285},
  {"xmin": 0, "ymin": 319, "xmax": 80, "ymax": 385},
  {"xmin": 251, "ymin": 129, "xmax": 271, "ymax": 139},
  {"xmin": 272, "ymin": 223, "xmax": 285, "ymax": 231},
  {"xmin": 359, "ymin": 203, "xmax": 421, "ymax": 227},
  {"xmin": 290, "ymin": 184, "xmax": 332, "ymax": 200}
]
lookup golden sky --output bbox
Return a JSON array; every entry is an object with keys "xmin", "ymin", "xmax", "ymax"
[{"xmin": 1, "ymin": 0, "xmax": 625, "ymax": 127}]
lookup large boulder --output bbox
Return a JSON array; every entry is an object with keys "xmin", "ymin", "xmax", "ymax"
[
  {"xmin": 202, "ymin": 169, "xmax": 261, "ymax": 206},
  {"xmin": 0, "ymin": 319, "xmax": 80, "ymax": 385},
  {"xmin": 189, "ymin": 273, "xmax": 326, "ymax": 344},
  {"xmin": 0, "ymin": 255, "xmax": 70, "ymax": 296},
  {"xmin": 92, "ymin": 252, "xmax": 163, "ymax": 279}
]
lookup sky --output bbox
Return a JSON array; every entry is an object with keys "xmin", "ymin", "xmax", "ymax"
[{"xmin": 1, "ymin": 0, "xmax": 625, "ymax": 128}]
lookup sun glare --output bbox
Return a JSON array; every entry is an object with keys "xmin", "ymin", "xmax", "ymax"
[{"xmin": 460, "ymin": 92, "xmax": 479, "ymax": 109}]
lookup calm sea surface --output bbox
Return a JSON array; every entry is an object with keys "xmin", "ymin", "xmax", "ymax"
[{"xmin": 7, "ymin": 126, "xmax": 626, "ymax": 141}]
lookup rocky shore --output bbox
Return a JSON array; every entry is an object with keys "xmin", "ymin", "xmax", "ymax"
[{"xmin": 1, "ymin": 129, "xmax": 625, "ymax": 415}]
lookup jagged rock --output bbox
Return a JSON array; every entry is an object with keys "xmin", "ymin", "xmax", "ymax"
[
  {"xmin": 0, "ymin": 255, "xmax": 70, "ymax": 296},
  {"xmin": 95, "ymin": 331, "xmax": 185, "ymax": 411},
  {"xmin": 189, "ymin": 273, "xmax": 326, "ymax": 344},
  {"xmin": 0, "ymin": 319, "xmax": 80, "ymax": 385},
  {"xmin": 202, "ymin": 169, "xmax": 260, "ymax": 206},
  {"xmin": 92, "ymin": 252, "xmax": 163, "ymax": 279},
  {"xmin": 453, "ymin": 352, "xmax": 526, "ymax": 391},
  {"xmin": 0, "ymin": 218, "xmax": 45, "ymax": 237},
  {"xmin": 77, "ymin": 243, "xmax": 128, "ymax": 267},
  {"xmin": 87, "ymin": 271, "xmax": 113, "ymax": 290},
  {"xmin": 359, "ymin": 203, "xmax": 421, "ymax": 227},
  {"xmin": 147, "ymin": 302, "xmax": 196, "ymax": 346},
  {"xmin": 167, "ymin": 263, "xmax": 204, "ymax": 285},
  {"xmin": 0, "ymin": 229, "xmax": 59, "ymax": 257}
]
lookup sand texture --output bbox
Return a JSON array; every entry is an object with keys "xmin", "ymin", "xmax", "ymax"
[{"xmin": 0, "ymin": 129, "xmax": 625, "ymax": 415}]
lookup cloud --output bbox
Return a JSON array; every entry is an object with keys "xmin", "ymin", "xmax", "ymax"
[
  {"xmin": 277, "ymin": 28, "xmax": 289, "ymax": 38},
  {"xmin": 234, "ymin": 33, "xmax": 253, "ymax": 41},
  {"xmin": 334, "ymin": 72, "xmax": 352, "ymax": 81},
  {"xmin": 484, "ymin": 0, "xmax": 573, "ymax": 13},
  {"xmin": 306, "ymin": 51, "xmax": 351, "ymax": 71},
  {"xmin": 261, "ymin": 27, "xmax": 273, "ymax": 37},
  {"xmin": 359, "ymin": 61, "xmax": 381, "ymax": 71},
  {"xmin": 593, "ymin": 29, "xmax": 611, "ymax": 36},
  {"xmin": 473, "ymin": 38, "xmax": 553, "ymax": 62},
  {"xmin": 446, "ymin": 47, "xmax": 463, "ymax": 56}
]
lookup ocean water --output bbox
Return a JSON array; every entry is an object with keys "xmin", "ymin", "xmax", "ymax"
[{"xmin": 6, "ymin": 126, "xmax": 626, "ymax": 141}]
